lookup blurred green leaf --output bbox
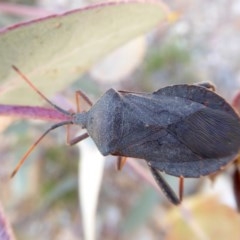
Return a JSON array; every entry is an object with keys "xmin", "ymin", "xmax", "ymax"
[
  {"xmin": 145, "ymin": 38, "xmax": 191, "ymax": 74},
  {"xmin": 122, "ymin": 188, "xmax": 159, "ymax": 233}
]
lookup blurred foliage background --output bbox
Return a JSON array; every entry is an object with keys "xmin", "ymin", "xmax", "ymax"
[{"xmin": 1, "ymin": 0, "xmax": 240, "ymax": 240}]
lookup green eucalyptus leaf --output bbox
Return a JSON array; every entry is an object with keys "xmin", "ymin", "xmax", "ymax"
[{"xmin": 0, "ymin": 0, "xmax": 170, "ymax": 105}]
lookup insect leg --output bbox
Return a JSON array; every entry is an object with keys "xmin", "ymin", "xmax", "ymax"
[
  {"xmin": 149, "ymin": 166, "xmax": 181, "ymax": 205},
  {"xmin": 179, "ymin": 176, "xmax": 184, "ymax": 202},
  {"xmin": 116, "ymin": 156, "xmax": 127, "ymax": 170},
  {"xmin": 75, "ymin": 90, "xmax": 93, "ymax": 112},
  {"xmin": 233, "ymin": 164, "xmax": 240, "ymax": 211},
  {"xmin": 196, "ymin": 82, "xmax": 215, "ymax": 91},
  {"xmin": 67, "ymin": 132, "xmax": 89, "ymax": 145}
]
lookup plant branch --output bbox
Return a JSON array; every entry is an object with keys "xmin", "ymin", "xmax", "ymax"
[{"xmin": 0, "ymin": 104, "xmax": 70, "ymax": 122}]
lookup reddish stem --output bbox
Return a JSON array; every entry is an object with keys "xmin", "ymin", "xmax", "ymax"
[{"xmin": 0, "ymin": 104, "xmax": 71, "ymax": 122}]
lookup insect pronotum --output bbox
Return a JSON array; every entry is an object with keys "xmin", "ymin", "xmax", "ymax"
[{"xmin": 11, "ymin": 66, "xmax": 240, "ymax": 205}]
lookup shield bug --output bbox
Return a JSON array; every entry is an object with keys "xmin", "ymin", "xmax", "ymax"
[{"xmin": 11, "ymin": 66, "xmax": 240, "ymax": 205}]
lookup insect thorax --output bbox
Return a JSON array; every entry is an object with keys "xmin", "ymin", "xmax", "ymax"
[{"xmin": 85, "ymin": 88, "xmax": 123, "ymax": 155}]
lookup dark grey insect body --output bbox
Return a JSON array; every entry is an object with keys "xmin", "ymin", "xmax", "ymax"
[
  {"xmin": 11, "ymin": 67, "xmax": 240, "ymax": 205},
  {"xmin": 73, "ymin": 84, "xmax": 240, "ymax": 204}
]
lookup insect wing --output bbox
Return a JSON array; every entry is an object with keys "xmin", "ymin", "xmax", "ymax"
[
  {"xmin": 114, "ymin": 87, "xmax": 240, "ymax": 178},
  {"xmin": 154, "ymin": 84, "xmax": 238, "ymax": 118},
  {"xmin": 168, "ymin": 107, "xmax": 240, "ymax": 159}
]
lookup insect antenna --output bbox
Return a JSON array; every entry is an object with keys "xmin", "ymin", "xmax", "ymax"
[
  {"xmin": 11, "ymin": 66, "xmax": 74, "ymax": 177},
  {"xmin": 11, "ymin": 120, "xmax": 73, "ymax": 178},
  {"xmin": 12, "ymin": 65, "xmax": 72, "ymax": 116}
]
